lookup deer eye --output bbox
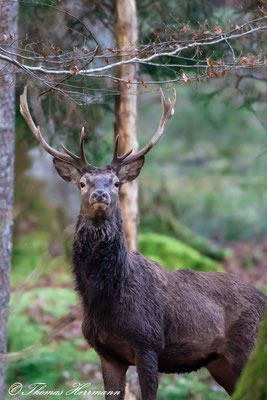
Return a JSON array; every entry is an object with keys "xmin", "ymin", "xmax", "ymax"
[
  {"xmin": 114, "ymin": 181, "xmax": 120, "ymax": 188},
  {"xmin": 80, "ymin": 182, "xmax": 85, "ymax": 188}
]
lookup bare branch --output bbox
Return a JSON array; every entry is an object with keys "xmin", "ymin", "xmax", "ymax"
[{"xmin": 1, "ymin": 13, "xmax": 266, "ymax": 103}]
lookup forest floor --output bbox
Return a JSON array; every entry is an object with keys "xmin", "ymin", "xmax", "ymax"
[{"xmin": 224, "ymin": 241, "xmax": 267, "ymax": 287}]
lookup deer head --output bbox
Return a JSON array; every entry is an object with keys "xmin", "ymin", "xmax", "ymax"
[{"xmin": 20, "ymin": 87, "xmax": 176, "ymax": 219}]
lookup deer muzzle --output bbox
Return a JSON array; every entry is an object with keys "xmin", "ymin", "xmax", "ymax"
[{"xmin": 90, "ymin": 189, "xmax": 111, "ymax": 211}]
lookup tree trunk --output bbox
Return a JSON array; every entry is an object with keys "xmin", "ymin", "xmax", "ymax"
[
  {"xmin": 115, "ymin": 0, "xmax": 138, "ymax": 252},
  {"xmin": 115, "ymin": 1, "xmax": 139, "ymax": 398},
  {"xmin": 0, "ymin": 2, "xmax": 18, "ymax": 399}
]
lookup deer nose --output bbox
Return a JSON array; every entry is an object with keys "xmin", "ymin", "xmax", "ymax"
[{"xmin": 90, "ymin": 189, "xmax": 110, "ymax": 205}]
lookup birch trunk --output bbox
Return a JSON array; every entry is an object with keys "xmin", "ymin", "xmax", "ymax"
[
  {"xmin": 115, "ymin": 1, "xmax": 139, "ymax": 398},
  {"xmin": 0, "ymin": 2, "xmax": 18, "ymax": 398},
  {"xmin": 115, "ymin": 0, "xmax": 138, "ymax": 252}
]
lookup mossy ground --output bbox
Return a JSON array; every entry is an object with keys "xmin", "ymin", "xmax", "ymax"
[{"xmin": 139, "ymin": 233, "xmax": 223, "ymax": 272}]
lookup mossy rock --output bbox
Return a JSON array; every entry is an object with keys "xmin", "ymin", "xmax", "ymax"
[
  {"xmin": 139, "ymin": 233, "xmax": 223, "ymax": 272},
  {"xmin": 233, "ymin": 310, "xmax": 267, "ymax": 400}
]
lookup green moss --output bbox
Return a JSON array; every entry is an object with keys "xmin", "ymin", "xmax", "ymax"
[
  {"xmin": 11, "ymin": 232, "xmax": 49, "ymax": 284},
  {"xmin": 233, "ymin": 310, "xmax": 267, "ymax": 400},
  {"xmin": 7, "ymin": 287, "xmax": 101, "ymax": 400},
  {"xmin": 11, "ymin": 232, "xmax": 70, "ymax": 285},
  {"xmin": 139, "ymin": 233, "xmax": 223, "ymax": 272},
  {"xmin": 8, "ymin": 288, "xmax": 78, "ymax": 352}
]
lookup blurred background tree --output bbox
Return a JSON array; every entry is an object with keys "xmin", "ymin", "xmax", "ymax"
[{"xmin": 0, "ymin": 3, "xmax": 18, "ymax": 399}]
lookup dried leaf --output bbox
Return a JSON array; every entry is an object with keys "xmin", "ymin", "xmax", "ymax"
[
  {"xmin": 206, "ymin": 58, "xmax": 214, "ymax": 69},
  {"xmin": 105, "ymin": 58, "xmax": 109, "ymax": 64},
  {"xmin": 142, "ymin": 52, "xmax": 149, "ymax": 59},
  {"xmin": 196, "ymin": 75, "xmax": 200, "ymax": 82},
  {"xmin": 214, "ymin": 24, "xmax": 222, "ymax": 35},
  {"xmin": 207, "ymin": 72, "xmax": 213, "ymax": 79},
  {"xmin": 70, "ymin": 65, "xmax": 79, "ymax": 75},
  {"xmin": 51, "ymin": 46, "xmax": 60, "ymax": 52},
  {"xmin": 182, "ymin": 72, "xmax": 191, "ymax": 84},
  {"xmin": 235, "ymin": 73, "xmax": 241, "ymax": 79},
  {"xmin": 107, "ymin": 47, "xmax": 116, "ymax": 53},
  {"xmin": 196, "ymin": 45, "xmax": 203, "ymax": 55},
  {"xmin": 240, "ymin": 56, "xmax": 250, "ymax": 66},
  {"xmin": 207, "ymin": 58, "xmax": 219, "ymax": 77},
  {"xmin": 142, "ymin": 80, "xmax": 147, "ymax": 88},
  {"xmin": 40, "ymin": 50, "xmax": 48, "ymax": 59},
  {"xmin": 182, "ymin": 24, "xmax": 190, "ymax": 33},
  {"xmin": 221, "ymin": 70, "xmax": 226, "ymax": 78},
  {"xmin": 258, "ymin": 7, "xmax": 267, "ymax": 16},
  {"xmin": 9, "ymin": 33, "xmax": 14, "ymax": 40}
]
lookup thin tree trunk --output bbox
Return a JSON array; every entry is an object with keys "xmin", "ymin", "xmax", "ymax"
[
  {"xmin": 0, "ymin": 2, "xmax": 18, "ymax": 398},
  {"xmin": 115, "ymin": 0, "xmax": 138, "ymax": 252},
  {"xmin": 115, "ymin": 1, "xmax": 139, "ymax": 398}
]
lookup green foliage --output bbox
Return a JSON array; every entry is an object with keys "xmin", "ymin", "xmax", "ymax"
[
  {"xmin": 8, "ymin": 288, "xmax": 77, "ymax": 352},
  {"xmin": 139, "ymin": 233, "xmax": 223, "ymax": 272},
  {"xmin": 6, "ymin": 345, "xmax": 102, "ymax": 400},
  {"xmin": 11, "ymin": 232, "xmax": 49, "ymax": 285}
]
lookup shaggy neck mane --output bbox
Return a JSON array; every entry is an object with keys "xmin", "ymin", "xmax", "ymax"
[{"xmin": 72, "ymin": 208, "xmax": 130, "ymax": 298}]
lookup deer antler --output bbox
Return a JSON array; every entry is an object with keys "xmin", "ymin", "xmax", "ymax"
[
  {"xmin": 111, "ymin": 88, "xmax": 176, "ymax": 168},
  {"xmin": 20, "ymin": 86, "xmax": 90, "ymax": 171}
]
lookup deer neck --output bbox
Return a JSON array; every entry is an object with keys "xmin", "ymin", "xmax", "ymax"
[{"xmin": 72, "ymin": 208, "xmax": 130, "ymax": 295}]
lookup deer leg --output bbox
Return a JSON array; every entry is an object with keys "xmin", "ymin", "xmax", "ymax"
[
  {"xmin": 100, "ymin": 356, "xmax": 128, "ymax": 400},
  {"xmin": 206, "ymin": 355, "xmax": 237, "ymax": 395},
  {"xmin": 135, "ymin": 349, "xmax": 159, "ymax": 400}
]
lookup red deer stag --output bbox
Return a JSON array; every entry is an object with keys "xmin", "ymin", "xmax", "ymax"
[{"xmin": 20, "ymin": 87, "xmax": 266, "ymax": 399}]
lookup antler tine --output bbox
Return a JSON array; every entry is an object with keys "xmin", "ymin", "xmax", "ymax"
[
  {"xmin": 111, "ymin": 134, "xmax": 133, "ymax": 167},
  {"xmin": 111, "ymin": 88, "xmax": 176, "ymax": 168},
  {"xmin": 61, "ymin": 128, "xmax": 89, "ymax": 167},
  {"xmin": 20, "ymin": 87, "xmax": 89, "ymax": 170},
  {"xmin": 61, "ymin": 144, "xmax": 80, "ymax": 161},
  {"xmin": 79, "ymin": 127, "xmax": 87, "ymax": 165}
]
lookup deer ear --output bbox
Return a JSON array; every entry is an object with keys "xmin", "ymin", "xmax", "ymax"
[
  {"xmin": 53, "ymin": 158, "xmax": 82, "ymax": 184},
  {"xmin": 117, "ymin": 156, "xmax": 145, "ymax": 184}
]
